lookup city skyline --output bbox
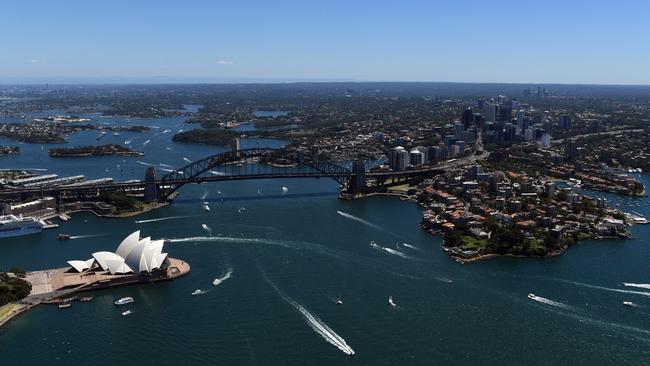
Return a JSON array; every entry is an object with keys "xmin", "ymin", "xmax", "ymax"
[{"xmin": 2, "ymin": 0, "xmax": 650, "ymax": 85}]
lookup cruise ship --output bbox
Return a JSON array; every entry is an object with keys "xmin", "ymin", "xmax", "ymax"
[{"xmin": 0, "ymin": 215, "xmax": 44, "ymax": 238}]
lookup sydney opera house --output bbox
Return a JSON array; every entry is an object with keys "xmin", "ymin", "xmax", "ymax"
[{"xmin": 67, "ymin": 230, "xmax": 169, "ymax": 274}]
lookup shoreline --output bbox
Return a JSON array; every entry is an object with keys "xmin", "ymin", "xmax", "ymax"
[{"xmin": 0, "ymin": 258, "xmax": 190, "ymax": 331}]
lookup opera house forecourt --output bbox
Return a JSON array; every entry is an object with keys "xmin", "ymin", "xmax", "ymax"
[{"xmin": 0, "ymin": 231, "xmax": 189, "ymax": 328}]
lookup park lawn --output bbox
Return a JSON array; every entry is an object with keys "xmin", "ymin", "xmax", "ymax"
[
  {"xmin": 388, "ymin": 184, "xmax": 412, "ymax": 192},
  {"xmin": 462, "ymin": 236, "xmax": 487, "ymax": 250}
]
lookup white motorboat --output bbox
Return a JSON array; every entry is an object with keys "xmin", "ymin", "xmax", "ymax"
[
  {"xmin": 388, "ymin": 296, "xmax": 397, "ymax": 307},
  {"xmin": 121, "ymin": 310, "xmax": 133, "ymax": 316},
  {"xmin": 192, "ymin": 289, "xmax": 204, "ymax": 296},
  {"xmin": 114, "ymin": 297, "xmax": 134, "ymax": 306}
]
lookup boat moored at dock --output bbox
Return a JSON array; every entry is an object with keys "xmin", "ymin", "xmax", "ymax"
[{"xmin": 0, "ymin": 214, "xmax": 44, "ymax": 238}]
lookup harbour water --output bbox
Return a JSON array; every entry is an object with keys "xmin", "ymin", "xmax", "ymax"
[{"xmin": 1, "ymin": 114, "xmax": 650, "ymax": 364}]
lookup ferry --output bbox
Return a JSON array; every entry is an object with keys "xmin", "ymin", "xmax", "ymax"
[
  {"xmin": 0, "ymin": 215, "xmax": 44, "ymax": 238},
  {"xmin": 114, "ymin": 297, "xmax": 134, "ymax": 306},
  {"xmin": 121, "ymin": 310, "xmax": 133, "ymax": 316}
]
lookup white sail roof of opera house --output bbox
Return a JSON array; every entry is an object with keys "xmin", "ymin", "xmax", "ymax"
[{"xmin": 68, "ymin": 231, "xmax": 168, "ymax": 275}]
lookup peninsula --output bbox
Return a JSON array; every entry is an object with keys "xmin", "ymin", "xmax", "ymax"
[
  {"xmin": 48, "ymin": 144, "xmax": 144, "ymax": 157},
  {"xmin": 0, "ymin": 231, "xmax": 189, "ymax": 330}
]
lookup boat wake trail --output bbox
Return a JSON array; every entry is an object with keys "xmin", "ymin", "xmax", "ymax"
[
  {"xmin": 159, "ymin": 168, "xmax": 175, "ymax": 173},
  {"xmin": 336, "ymin": 210, "xmax": 382, "ymax": 231},
  {"xmin": 69, "ymin": 234, "xmax": 106, "ymax": 240},
  {"xmin": 258, "ymin": 268, "xmax": 355, "ymax": 355},
  {"xmin": 527, "ymin": 294, "xmax": 572, "ymax": 310},
  {"xmin": 209, "ymin": 170, "xmax": 225, "ymax": 176},
  {"xmin": 136, "ymin": 160, "xmax": 154, "ymax": 166},
  {"xmin": 622, "ymin": 283, "xmax": 650, "ymax": 291},
  {"xmin": 401, "ymin": 243, "xmax": 420, "ymax": 251},
  {"xmin": 164, "ymin": 236, "xmax": 298, "ymax": 250},
  {"xmin": 159, "ymin": 163, "xmax": 173, "ymax": 168},
  {"xmin": 213, "ymin": 268, "xmax": 233, "ymax": 286},
  {"xmin": 370, "ymin": 241, "xmax": 416, "ymax": 260},
  {"xmin": 166, "ymin": 235, "xmax": 418, "ymax": 280},
  {"xmin": 0, "ymin": 168, "xmax": 48, "ymax": 172},
  {"xmin": 183, "ymin": 157, "xmax": 192, "ymax": 163},
  {"xmin": 201, "ymin": 190, "xmax": 208, "ymax": 200},
  {"xmin": 135, "ymin": 215, "xmax": 193, "ymax": 224},
  {"xmin": 435, "ymin": 276, "xmax": 454, "ymax": 283},
  {"xmin": 558, "ymin": 279, "xmax": 650, "ymax": 298},
  {"xmin": 142, "ymin": 139, "xmax": 151, "ymax": 146}
]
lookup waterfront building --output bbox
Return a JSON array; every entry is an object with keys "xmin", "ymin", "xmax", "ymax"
[
  {"xmin": 69, "ymin": 231, "xmax": 168, "ymax": 274},
  {"xmin": 428, "ymin": 146, "xmax": 441, "ymax": 164},
  {"xmin": 409, "ymin": 149, "xmax": 425, "ymax": 167},
  {"xmin": 415, "ymin": 146, "xmax": 429, "ymax": 162},
  {"xmin": 389, "ymin": 146, "xmax": 409, "ymax": 171}
]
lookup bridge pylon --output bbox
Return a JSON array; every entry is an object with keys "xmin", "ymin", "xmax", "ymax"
[
  {"xmin": 348, "ymin": 160, "xmax": 367, "ymax": 193},
  {"xmin": 144, "ymin": 167, "xmax": 160, "ymax": 202}
]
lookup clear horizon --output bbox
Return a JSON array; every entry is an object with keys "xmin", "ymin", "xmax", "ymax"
[{"xmin": 2, "ymin": 0, "xmax": 650, "ymax": 85}]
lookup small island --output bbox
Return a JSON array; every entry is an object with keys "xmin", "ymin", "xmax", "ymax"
[
  {"xmin": 172, "ymin": 128, "xmax": 239, "ymax": 145},
  {"xmin": 48, "ymin": 144, "xmax": 144, "ymax": 157}
]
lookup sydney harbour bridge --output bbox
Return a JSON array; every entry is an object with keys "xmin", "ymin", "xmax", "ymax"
[{"xmin": 0, "ymin": 147, "xmax": 459, "ymax": 202}]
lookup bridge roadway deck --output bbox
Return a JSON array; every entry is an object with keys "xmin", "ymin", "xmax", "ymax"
[{"xmin": 0, "ymin": 158, "xmax": 475, "ymax": 198}]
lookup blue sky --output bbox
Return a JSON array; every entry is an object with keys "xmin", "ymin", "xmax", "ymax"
[{"xmin": 1, "ymin": 0, "xmax": 649, "ymax": 84}]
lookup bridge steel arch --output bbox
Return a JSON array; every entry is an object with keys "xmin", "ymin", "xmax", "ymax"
[{"xmin": 157, "ymin": 148, "xmax": 352, "ymax": 200}]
